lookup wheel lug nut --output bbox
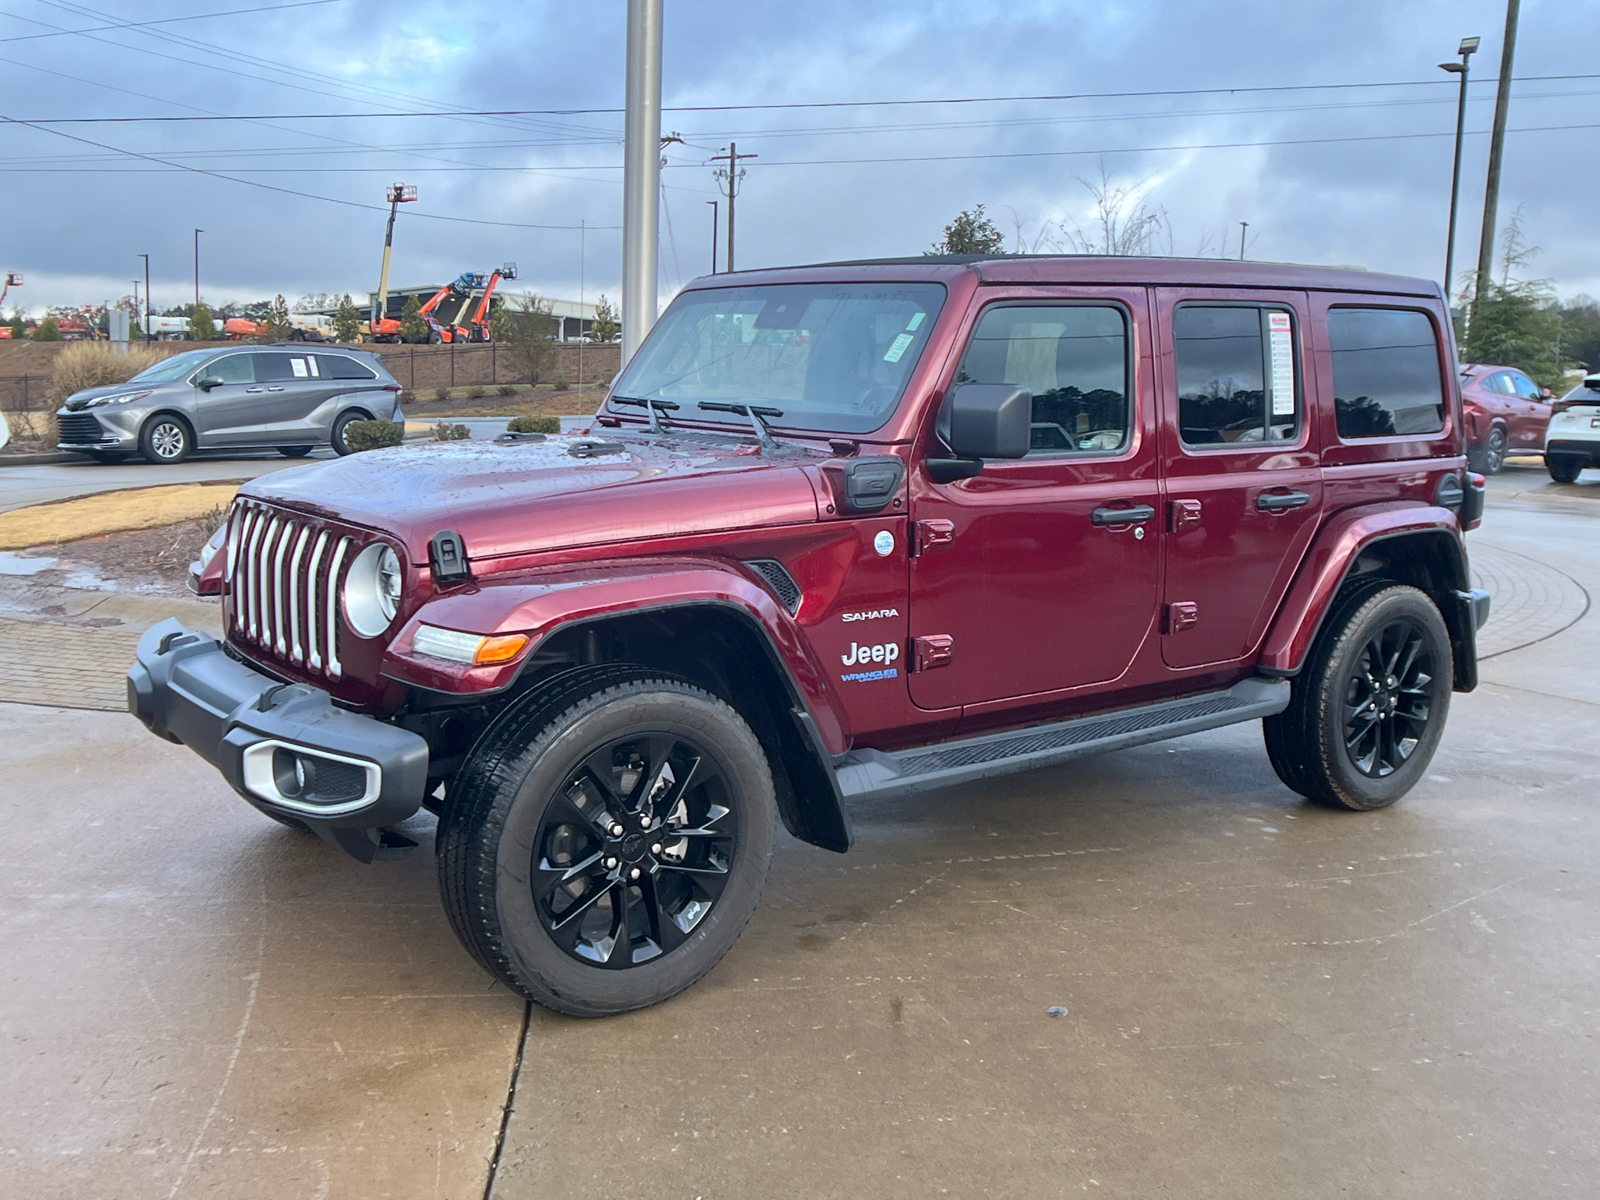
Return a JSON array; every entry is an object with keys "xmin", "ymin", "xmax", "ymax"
[
  {"xmin": 608, "ymin": 822, "xmax": 623, "ymax": 836},
  {"xmin": 650, "ymin": 843, "xmax": 662, "ymax": 855},
  {"xmin": 629, "ymin": 867, "xmax": 641, "ymax": 880},
  {"xmin": 603, "ymin": 856, "xmax": 618, "ymax": 869}
]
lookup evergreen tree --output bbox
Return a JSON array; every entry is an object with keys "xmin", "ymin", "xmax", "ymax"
[
  {"xmin": 400, "ymin": 293, "xmax": 428, "ymax": 343},
  {"xmin": 589, "ymin": 294, "xmax": 619, "ymax": 343},
  {"xmin": 7, "ymin": 311, "xmax": 24, "ymax": 339},
  {"xmin": 332, "ymin": 294, "xmax": 362, "ymax": 343},
  {"xmin": 187, "ymin": 303, "xmax": 217, "ymax": 341},
  {"xmin": 927, "ymin": 204, "xmax": 1006, "ymax": 255},
  {"xmin": 32, "ymin": 316, "xmax": 61, "ymax": 341}
]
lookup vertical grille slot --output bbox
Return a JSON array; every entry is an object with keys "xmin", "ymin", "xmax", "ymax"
[
  {"xmin": 287, "ymin": 526, "xmax": 310, "ymax": 663},
  {"xmin": 306, "ymin": 530, "xmax": 329, "ymax": 671},
  {"xmin": 324, "ymin": 536, "xmax": 352, "ymax": 680}
]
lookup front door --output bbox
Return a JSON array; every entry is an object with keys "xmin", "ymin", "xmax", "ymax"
[
  {"xmin": 192, "ymin": 351, "xmax": 267, "ymax": 444},
  {"xmin": 907, "ymin": 288, "xmax": 1161, "ymax": 711},
  {"xmin": 1504, "ymin": 369, "xmax": 1552, "ymax": 450},
  {"xmin": 1157, "ymin": 291, "xmax": 1323, "ymax": 669}
]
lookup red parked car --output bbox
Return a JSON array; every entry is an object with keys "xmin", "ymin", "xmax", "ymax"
[
  {"xmin": 130, "ymin": 255, "xmax": 1489, "ymax": 1016},
  {"xmin": 1459, "ymin": 362, "xmax": 1554, "ymax": 473}
]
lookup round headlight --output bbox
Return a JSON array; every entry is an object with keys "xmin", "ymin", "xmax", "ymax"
[{"xmin": 343, "ymin": 543, "xmax": 403, "ymax": 638}]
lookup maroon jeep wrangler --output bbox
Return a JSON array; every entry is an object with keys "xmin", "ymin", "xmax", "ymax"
[{"xmin": 130, "ymin": 256, "xmax": 1489, "ymax": 1016}]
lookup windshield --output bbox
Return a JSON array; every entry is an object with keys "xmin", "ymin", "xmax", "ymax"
[
  {"xmin": 609, "ymin": 282, "xmax": 946, "ymax": 434},
  {"xmin": 128, "ymin": 348, "xmax": 217, "ymax": 384},
  {"xmin": 1562, "ymin": 377, "xmax": 1600, "ymax": 401}
]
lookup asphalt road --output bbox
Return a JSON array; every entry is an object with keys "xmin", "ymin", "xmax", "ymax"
[{"xmin": 1, "ymin": 486, "xmax": 1597, "ymax": 1198}]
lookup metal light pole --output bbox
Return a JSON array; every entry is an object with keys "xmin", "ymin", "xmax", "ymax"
[
  {"xmin": 620, "ymin": 0, "xmax": 663, "ymax": 364},
  {"xmin": 1473, "ymin": 0, "xmax": 1520, "ymax": 313},
  {"xmin": 138, "ymin": 253, "xmax": 150, "ymax": 342},
  {"xmin": 193, "ymin": 229, "xmax": 203, "ymax": 312},
  {"xmin": 707, "ymin": 200, "xmax": 718, "ymax": 274},
  {"xmin": 1440, "ymin": 37, "xmax": 1480, "ymax": 297},
  {"xmin": 1239, "ymin": 221, "xmax": 1249, "ymax": 261}
]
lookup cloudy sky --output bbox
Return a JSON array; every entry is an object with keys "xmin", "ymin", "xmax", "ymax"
[{"xmin": 2, "ymin": 0, "xmax": 1596, "ymax": 318}]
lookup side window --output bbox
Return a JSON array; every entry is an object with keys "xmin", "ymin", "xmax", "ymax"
[
  {"xmin": 316, "ymin": 354, "xmax": 377, "ymax": 380},
  {"xmin": 1484, "ymin": 371, "xmax": 1513, "ymax": 396},
  {"xmin": 955, "ymin": 304, "xmax": 1128, "ymax": 454},
  {"xmin": 1328, "ymin": 308, "xmax": 1445, "ymax": 438},
  {"xmin": 255, "ymin": 352, "xmax": 319, "ymax": 382},
  {"xmin": 1172, "ymin": 305, "xmax": 1299, "ymax": 446},
  {"xmin": 204, "ymin": 354, "xmax": 254, "ymax": 385},
  {"xmin": 1509, "ymin": 372, "xmax": 1541, "ymax": 400}
]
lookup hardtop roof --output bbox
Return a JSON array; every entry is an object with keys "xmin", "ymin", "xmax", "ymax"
[{"xmin": 686, "ymin": 254, "xmax": 1441, "ymax": 299}]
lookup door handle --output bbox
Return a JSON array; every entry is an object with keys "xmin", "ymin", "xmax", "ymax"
[
  {"xmin": 1091, "ymin": 504, "xmax": 1156, "ymax": 526},
  {"xmin": 245, "ymin": 386, "xmax": 264, "ymax": 393},
  {"xmin": 267, "ymin": 386, "xmax": 285, "ymax": 392},
  {"xmin": 1256, "ymin": 490, "xmax": 1312, "ymax": 512}
]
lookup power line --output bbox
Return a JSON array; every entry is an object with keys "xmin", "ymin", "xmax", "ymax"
[
  {"xmin": 0, "ymin": 0, "xmax": 340, "ymax": 43},
  {"xmin": 11, "ymin": 73, "xmax": 1598, "ymax": 124}
]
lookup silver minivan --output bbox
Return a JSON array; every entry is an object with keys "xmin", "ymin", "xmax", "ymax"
[{"xmin": 56, "ymin": 344, "xmax": 405, "ymax": 464}]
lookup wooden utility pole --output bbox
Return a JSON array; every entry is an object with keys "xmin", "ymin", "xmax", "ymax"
[
  {"xmin": 713, "ymin": 144, "xmax": 757, "ymax": 273},
  {"xmin": 1473, "ymin": 0, "xmax": 1520, "ymax": 312}
]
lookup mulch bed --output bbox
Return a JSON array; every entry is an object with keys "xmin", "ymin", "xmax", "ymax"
[{"xmin": 21, "ymin": 519, "xmax": 216, "ymax": 594}]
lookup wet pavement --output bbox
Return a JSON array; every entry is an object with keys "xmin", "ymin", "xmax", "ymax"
[{"xmin": 1, "ymin": 497, "xmax": 1597, "ymax": 1198}]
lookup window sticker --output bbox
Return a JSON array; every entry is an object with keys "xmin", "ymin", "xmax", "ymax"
[
  {"xmin": 1268, "ymin": 312, "xmax": 1295, "ymax": 416},
  {"xmin": 290, "ymin": 358, "xmax": 309, "ymax": 378},
  {"xmin": 906, "ymin": 311, "xmax": 926, "ymax": 331},
  {"xmin": 883, "ymin": 332, "xmax": 916, "ymax": 363}
]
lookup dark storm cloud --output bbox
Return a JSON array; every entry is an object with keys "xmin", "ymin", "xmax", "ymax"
[{"xmin": 1, "ymin": 0, "xmax": 1595, "ymax": 315}]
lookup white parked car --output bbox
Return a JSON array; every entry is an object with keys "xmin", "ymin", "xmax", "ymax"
[{"xmin": 1545, "ymin": 373, "xmax": 1600, "ymax": 482}]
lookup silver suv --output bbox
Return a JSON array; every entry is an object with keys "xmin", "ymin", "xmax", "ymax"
[{"xmin": 56, "ymin": 344, "xmax": 405, "ymax": 464}]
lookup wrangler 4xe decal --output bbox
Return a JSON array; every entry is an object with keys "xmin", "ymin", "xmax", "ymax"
[{"xmin": 840, "ymin": 641, "xmax": 901, "ymax": 682}]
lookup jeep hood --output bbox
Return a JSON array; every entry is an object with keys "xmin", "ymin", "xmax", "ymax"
[{"xmin": 241, "ymin": 434, "xmax": 824, "ymax": 565}]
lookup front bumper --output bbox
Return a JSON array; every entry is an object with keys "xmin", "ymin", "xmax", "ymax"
[{"xmin": 128, "ymin": 619, "xmax": 430, "ymax": 861}]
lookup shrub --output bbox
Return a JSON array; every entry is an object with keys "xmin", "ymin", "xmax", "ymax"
[
  {"xmin": 50, "ymin": 341, "xmax": 172, "ymax": 405},
  {"xmin": 396, "ymin": 388, "xmax": 414, "ymax": 406},
  {"xmin": 433, "ymin": 421, "xmax": 471, "ymax": 441},
  {"xmin": 507, "ymin": 414, "xmax": 560, "ymax": 435},
  {"xmin": 342, "ymin": 418, "xmax": 405, "ymax": 452},
  {"xmin": 432, "ymin": 386, "xmax": 450, "ymax": 402},
  {"xmin": 31, "ymin": 317, "xmax": 61, "ymax": 342},
  {"xmin": 555, "ymin": 374, "xmax": 571, "ymax": 390},
  {"xmin": 497, "ymin": 384, "xmax": 516, "ymax": 396},
  {"xmin": 467, "ymin": 384, "xmax": 486, "ymax": 400}
]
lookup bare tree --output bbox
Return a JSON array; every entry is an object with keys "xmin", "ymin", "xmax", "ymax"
[{"xmin": 1058, "ymin": 163, "xmax": 1173, "ymax": 257}]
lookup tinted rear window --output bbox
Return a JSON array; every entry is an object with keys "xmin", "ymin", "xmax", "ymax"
[
  {"xmin": 255, "ymin": 352, "xmax": 319, "ymax": 382},
  {"xmin": 317, "ymin": 354, "xmax": 377, "ymax": 380},
  {"xmin": 1328, "ymin": 309, "xmax": 1445, "ymax": 438}
]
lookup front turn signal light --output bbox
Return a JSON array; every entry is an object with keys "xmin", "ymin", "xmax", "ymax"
[{"xmin": 413, "ymin": 625, "xmax": 529, "ymax": 666}]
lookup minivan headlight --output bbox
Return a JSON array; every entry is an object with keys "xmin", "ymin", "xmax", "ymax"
[
  {"xmin": 86, "ymin": 390, "xmax": 151, "ymax": 408},
  {"xmin": 342, "ymin": 543, "xmax": 402, "ymax": 637}
]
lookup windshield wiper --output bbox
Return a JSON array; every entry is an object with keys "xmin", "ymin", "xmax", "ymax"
[
  {"xmin": 697, "ymin": 401, "xmax": 783, "ymax": 450},
  {"xmin": 610, "ymin": 395, "xmax": 679, "ymax": 433}
]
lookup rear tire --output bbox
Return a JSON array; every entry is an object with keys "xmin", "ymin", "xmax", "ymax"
[
  {"xmin": 1547, "ymin": 456, "xmax": 1584, "ymax": 484},
  {"xmin": 1468, "ymin": 425, "xmax": 1508, "ymax": 474},
  {"xmin": 436, "ymin": 666, "xmax": 776, "ymax": 1016},
  {"xmin": 138, "ymin": 415, "xmax": 193, "ymax": 464},
  {"xmin": 329, "ymin": 411, "xmax": 370, "ymax": 456},
  {"xmin": 277, "ymin": 445, "xmax": 313, "ymax": 458},
  {"xmin": 1263, "ymin": 584, "xmax": 1452, "ymax": 811}
]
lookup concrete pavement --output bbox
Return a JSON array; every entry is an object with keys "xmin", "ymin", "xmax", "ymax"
[{"xmin": 0, "ymin": 498, "xmax": 1596, "ymax": 1199}]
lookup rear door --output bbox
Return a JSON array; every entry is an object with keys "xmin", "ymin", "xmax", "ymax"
[
  {"xmin": 1506, "ymin": 369, "xmax": 1552, "ymax": 450},
  {"xmin": 907, "ymin": 287, "xmax": 1161, "ymax": 710},
  {"xmin": 1156, "ymin": 290, "xmax": 1323, "ymax": 669},
  {"xmin": 254, "ymin": 351, "xmax": 340, "ymax": 440}
]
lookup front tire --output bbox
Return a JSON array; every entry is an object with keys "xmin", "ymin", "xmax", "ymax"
[
  {"xmin": 139, "ymin": 415, "xmax": 193, "ymax": 464},
  {"xmin": 1263, "ymin": 584, "xmax": 1452, "ymax": 810},
  {"xmin": 86, "ymin": 450, "xmax": 129, "ymax": 464},
  {"xmin": 277, "ymin": 445, "xmax": 313, "ymax": 458},
  {"xmin": 436, "ymin": 666, "xmax": 776, "ymax": 1016},
  {"xmin": 1547, "ymin": 455, "xmax": 1584, "ymax": 484}
]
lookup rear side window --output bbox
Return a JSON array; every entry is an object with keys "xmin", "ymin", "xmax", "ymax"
[
  {"xmin": 317, "ymin": 354, "xmax": 377, "ymax": 380},
  {"xmin": 1328, "ymin": 309, "xmax": 1445, "ymax": 437},
  {"xmin": 956, "ymin": 304, "xmax": 1128, "ymax": 454},
  {"xmin": 255, "ymin": 352, "xmax": 319, "ymax": 382},
  {"xmin": 1172, "ymin": 305, "xmax": 1299, "ymax": 446}
]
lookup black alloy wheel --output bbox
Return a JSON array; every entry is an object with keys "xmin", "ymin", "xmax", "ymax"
[
  {"xmin": 436, "ymin": 666, "xmax": 776, "ymax": 1016},
  {"xmin": 1473, "ymin": 425, "xmax": 1508, "ymax": 475},
  {"xmin": 139, "ymin": 415, "xmax": 193, "ymax": 464},
  {"xmin": 1263, "ymin": 583, "xmax": 1452, "ymax": 810},
  {"xmin": 1340, "ymin": 617, "xmax": 1438, "ymax": 779},
  {"xmin": 277, "ymin": 445, "xmax": 314, "ymax": 458},
  {"xmin": 533, "ymin": 732, "xmax": 738, "ymax": 968}
]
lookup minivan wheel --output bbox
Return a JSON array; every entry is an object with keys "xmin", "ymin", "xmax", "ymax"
[
  {"xmin": 138, "ymin": 415, "xmax": 193, "ymax": 464},
  {"xmin": 329, "ymin": 411, "xmax": 370, "ymax": 456},
  {"xmin": 86, "ymin": 450, "xmax": 128, "ymax": 464},
  {"xmin": 1263, "ymin": 584, "xmax": 1452, "ymax": 811},
  {"xmin": 1469, "ymin": 425, "xmax": 1508, "ymax": 474},
  {"xmin": 1547, "ymin": 455, "xmax": 1584, "ymax": 484},
  {"xmin": 276, "ymin": 445, "xmax": 314, "ymax": 458},
  {"xmin": 436, "ymin": 666, "xmax": 776, "ymax": 1017}
]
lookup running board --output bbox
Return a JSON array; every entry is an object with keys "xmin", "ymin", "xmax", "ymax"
[{"xmin": 834, "ymin": 677, "xmax": 1291, "ymax": 802}]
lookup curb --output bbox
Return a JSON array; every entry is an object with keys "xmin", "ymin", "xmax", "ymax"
[{"xmin": 0, "ymin": 452, "xmax": 76, "ymax": 467}]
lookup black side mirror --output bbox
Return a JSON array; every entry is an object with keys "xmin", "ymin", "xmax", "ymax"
[
  {"xmin": 196, "ymin": 375, "xmax": 224, "ymax": 391},
  {"xmin": 928, "ymin": 383, "xmax": 1031, "ymax": 482}
]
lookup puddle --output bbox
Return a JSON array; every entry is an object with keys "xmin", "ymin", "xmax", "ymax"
[{"xmin": 0, "ymin": 551, "xmax": 59, "ymax": 576}]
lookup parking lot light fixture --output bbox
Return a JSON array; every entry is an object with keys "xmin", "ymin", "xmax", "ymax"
[{"xmin": 1441, "ymin": 36, "xmax": 1479, "ymax": 296}]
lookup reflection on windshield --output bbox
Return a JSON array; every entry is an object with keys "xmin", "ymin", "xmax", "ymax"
[
  {"xmin": 610, "ymin": 282, "xmax": 945, "ymax": 435},
  {"xmin": 129, "ymin": 349, "xmax": 216, "ymax": 384}
]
